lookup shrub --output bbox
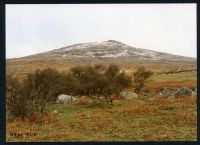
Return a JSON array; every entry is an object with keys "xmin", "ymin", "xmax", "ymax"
[
  {"xmin": 6, "ymin": 68, "xmax": 68, "ymax": 120},
  {"xmin": 104, "ymin": 65, "xmax": 132, "ymax": 102},
  {"xmin": 105, "ymin": 64, "xmax": 120, "ymax": 79},
  {"xmin": 94, "ymin": 64, "xmax": 106, "ymax": 72},
  {"xmin": 6, "ymin": 74, "xmax": 27, "ymax": 119},
  {"xmin": 6, "ymin": 64, "xmax": 132, "ymax": 121},
  {"xmin": 70, "ymin": 65, "xmax": 106, "ymax": 97},
  {"xmin": 133, "ymin": 67, "xmax": 152, "ymax": 93},
  {"xmin": 116, "ymin": 71, "xmax": 132, "ymax": 88},
  {"xmin": 23, "ymin": 68, "xmax": 66, "ymax": 103},
  {"xmin": 74, "ymin": 96, "xmax": 93, "ymax": 105},
  {"xmin": 69, "ymin": 64, "xmax": 132, "ymax": 104}
]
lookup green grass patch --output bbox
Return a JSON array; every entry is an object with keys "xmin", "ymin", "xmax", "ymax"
[{"xmin": 150, "ymin": 71, "xmax": 197, "ymax": 82}]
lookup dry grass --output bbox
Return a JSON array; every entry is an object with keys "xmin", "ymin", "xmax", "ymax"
[
  {"xmin": 74, "ymin": 97, "xmax": 93, "ymax": 105},
  {"xmin": 6, "ymin": 57, "xmax": 196, "ymax": 82},
  {"xmin": 6, "ymin": 96, "xmax": 197, "ymax": 141},
  {"xmin": 6, "ymin": 58, "xmax": 197, "ymax": 141},
  {"xmin": 147, "ymin": 80, "xmax": 196, "ymax": 90}
]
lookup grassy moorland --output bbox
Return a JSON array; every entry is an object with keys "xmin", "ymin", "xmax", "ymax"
[
  {"xmin": 151, "ymin": 71, "xmax": 196, "ymax": 82},
  {"xmin": 6, "ymin": 97, "xmax": 197, "ymax": 141},
  {"xmin": 6, "ymin": 57, "xmax": 196, "ymax": 82},
  {"xmin": 147, "ymin": 71, "xmax": 197, "ymax": 90},
  {"xmin": 6, "ymin": 71, "xmax": 197, "ymax": 141}
]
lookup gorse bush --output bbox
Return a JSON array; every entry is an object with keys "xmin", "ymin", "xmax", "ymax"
[
  {"xmin": 23, "ymin": 68, "xmax": 67, "ymax": 102},
  {"xmin": 105, "ymin": 64, "xmax": 120, "ymax": 79},
  {"xmin": 6, "ymin": 64, "xmax": 132, "ymax": 120},
  {"xmin": 133, "ymin": 67, "xmax": 152, "ymax": 93},
  {"xmin": 69, "ymin": 64, "xmax": 132, "ymax": 103},
  {"xmin": 6, "ymin": 69, "xmax": 69, "ymax": 120},
  {"xmin": 94, "ymin": 64, "xmax": 106, "ymax": 72},
  {"xmin": 6, "ymin": 74, "xmax": 27, "ymax": 119},
  {"xmin": 116, "ymin": 71, "xmax": 132, "ymax": 88}
]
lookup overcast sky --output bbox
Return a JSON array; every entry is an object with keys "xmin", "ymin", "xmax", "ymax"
[{"xmin": 6, "ymin": 4, "xmax": 196, "ymax": 59}]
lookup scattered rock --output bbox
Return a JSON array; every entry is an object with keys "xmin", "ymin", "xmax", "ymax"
[
  {"xmin": 150, "ymin": 87, "xmax": 196, "ymax": 100},
  {"xmin": 174, "ymin": 87, "xmax": 195, "ymax": 98},
  {"xmin": 56, "ymin": 94, "xmax": 77, "ymax": 103},
  {"xmin": 194, "ymin": 87, "xmax": 197, "ymax": 93},
  {"xmin": 149, "ymin": 87, "xmax": 177, "ymax": 101},
  {"xmin": 119, "ymin": 92, "xmax": 127, "ymax": 97},
  {"xmin": 52, "ymin": 110, "xmax": 58, "ymax": 114},
  {"xmin": 119, "ymin": 92, "xmax": 137, "ymax": 100}
]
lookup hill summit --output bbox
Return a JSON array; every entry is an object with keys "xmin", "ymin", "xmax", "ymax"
[{"xmin": 30, "ymin": 40, "xmax": 194, "ymax": 61}]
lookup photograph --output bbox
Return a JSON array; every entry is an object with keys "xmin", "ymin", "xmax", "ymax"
[{"xmin": 6, "ymin": 4, "xmax": 197, "ymax": 141}]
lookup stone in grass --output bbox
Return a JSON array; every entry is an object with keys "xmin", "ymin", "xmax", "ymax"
[
  {"xmin": 176, "ymin": 87, "xmax": 192, "ymax": 96},
  {"xmin": 119, "ymin": 92, "xmax": 138, "ymax": 100},
  {"xmin": 56, "ymin": 94, "xmax": 77, "ymax": 103},
  {"xmin": 52, "ymin": 110, "xmax": 58, "ymax": 114},
  {"xmin": 194, "ymin": 87, "xmax": 197, "ymax": 93},
  {"xmin": 149, "ymin": 87, "xmax": 177, "ymax": 101},
  {"xmin": 168, "ymin": 87, "xmax": 197, "ymax": 99}
]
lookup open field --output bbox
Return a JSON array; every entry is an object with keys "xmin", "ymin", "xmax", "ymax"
[
  {"xmin": 151, "ymin": 71, "xmax": 196, "ymax": 82},
  {"xmin": 147, "ymin": 71, "xmax": 197, "ymax": 90},
  {"xmin": 6, "ymin": 54, "xmax": 197, "ymax": 142},
  {"xmin": 6, "ymin": 97, "xmax": 197, "ymax": 141},
  {"xmin": 6, "ymin": 67, "xmax": 197, "ymax": 141},
  {"xmin": 6, "ymin": 57, "xmax": 196, "ymax": 81}
]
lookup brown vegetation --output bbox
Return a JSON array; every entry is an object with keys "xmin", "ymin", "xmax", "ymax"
[
  {"xmin": 133, "ymin": 67, "xmax": 152, "ymax": 93},
  {"xmin": 6, "ymin": 64, "xmax": 132, "ymax": 121},
  {"xmin": 147, "ymin": 80, "xmax": 196, "ymax": 90},
  {"xmin": 6, "ymin": 96, "xmax": 196, "ymax": 141},
  {"xmin": 6, "ymin": 58, "xmax": 197, "ymax": 141}
]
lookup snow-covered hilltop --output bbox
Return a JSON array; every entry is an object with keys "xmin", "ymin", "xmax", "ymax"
[{"xmin": 28, "ymin": 40, "xmax": 195, "ymax": 61}]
